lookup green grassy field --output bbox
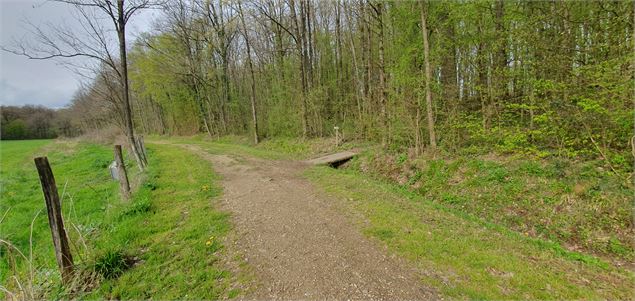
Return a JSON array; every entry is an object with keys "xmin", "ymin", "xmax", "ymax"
[
  {"xmin": 1, "ymin": 139, "xmax": 120, "ymax": 291},
  {"xmin": 1, "ymin": 140, "xmax": 240, "ymax": 299}
]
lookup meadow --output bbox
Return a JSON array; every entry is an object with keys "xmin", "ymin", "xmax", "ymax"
[{"xmin": 0, "ymin": 140, "xmax": 240, "ymax": 299}]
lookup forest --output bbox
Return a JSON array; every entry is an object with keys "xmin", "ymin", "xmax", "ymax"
[
  {"xmin": 0, "ymin": 106, "xmax": 75, "ymax": 140},
  {"xmin": 62, "ymin": 0, "xmax": 634, "ymax": 170}
]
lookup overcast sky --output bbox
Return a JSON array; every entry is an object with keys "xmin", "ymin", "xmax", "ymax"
[{"xmin": 0, "ymin": 0, "xmax": 157, "ymax": 109}]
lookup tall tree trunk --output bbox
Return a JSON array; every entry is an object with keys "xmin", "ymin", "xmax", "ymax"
[
  {"xmin": 305, "ymin": 0, "xmax": 314, "ymax": 87},
  {"xmin": 335, "ymin": 0, "xmax": 344, "ymax": 102},
  {"xmin": 117, "ymin": 0, "xmax": 145, "ymax": 170},
  {"xmin": 477, "ymin": 12, "xmax": 489, "ymax": 130},
  {"xmin": 376, "ymin": 2, "xmax": 388, "ymax": 146},
  {"xmin": 290, "ymin": 0, "xmax": 310, "ymax": 137},
  {"xmin": 343, "ymin": 2, "xmax": 364, "ymax": 125},
  {"xmin": 238, "ymin": 2, "xmax": 259, "ymax": 144},
  {"xmin": 420, "ymin": 0, "xmax": 437, "ymax": 151},
  {"xmin": 494, "ymin": 0, "xmax": 507, "ymax": 125},
  {"xmin": 220, "ymin": 49, "xmax": 230, "ymax": 134},
  {"xmin": 361, "ymin": 0, "xmax": 372, "ymax": 138}
]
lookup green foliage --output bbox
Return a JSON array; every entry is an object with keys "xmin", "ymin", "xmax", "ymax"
[
  {"xmin": 2, "ymin": 119, "xmax": 28, "ymax": 139},
  {"xmin": 120, "ymin": 1, "xmax": 632, "ymax": 173},
  {"xmin": 92, "ymin": 158, "xmax": 112, "ymax": 168},
  {"xmin": 257, "ymin": 137, "xmax": 309, "ymax": 156}
]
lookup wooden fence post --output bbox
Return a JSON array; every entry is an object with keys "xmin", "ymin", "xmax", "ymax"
[
  {"xmin": 114, "ymin": 145, "xmax": 130, "ymax": 200},
  {"xmin": 34, "ymin": 157, "xmax": 74, "ymax": 284},
  {"xmin": 134, "ymin": 135, "xmax": 148, "ymax": 166},
  {"xmin": 138, "ymin": 135, "xmax": 148, "ymax": 164}
]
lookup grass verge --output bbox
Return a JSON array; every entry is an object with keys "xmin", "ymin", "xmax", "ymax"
[
  {"xmin": 305, "ymin": 166, "xmax": 634, "ymax": 300},
  {"xmin": 88, "ymin": 142, "xmax": 238, "ymax": 299},
  {"xmin": 348, "ymin": 150, "xmax": 634, "ymax": 263}
]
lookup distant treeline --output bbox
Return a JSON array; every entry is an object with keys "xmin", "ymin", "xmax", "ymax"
[{"xmin": 0, "ymin": 105, "xmax": 80, "ymax": 140}]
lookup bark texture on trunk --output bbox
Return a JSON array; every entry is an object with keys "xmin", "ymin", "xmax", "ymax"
[
  {"xmin": 117, "ymin": 0, "xmax": 145, "ymax": 170},
  {"xmin": 420, "ymin": 0, "xmax": 437, "ymax": 151}
]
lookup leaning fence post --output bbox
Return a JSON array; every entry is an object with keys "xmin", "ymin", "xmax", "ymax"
[
  {"xmin": 139, "ymin": 135, "xmax": 147, "ymax": 160},
  {"xmin": 134, "ymin": 135, "xmax": 148, "ymax": 166},
  {"xmin": 34, "ymin": 157, "xmax": 74, "ymax": 284},
  {"xmin": 114, "ymin": 145, "xmax": 130, "ymax": 200}
]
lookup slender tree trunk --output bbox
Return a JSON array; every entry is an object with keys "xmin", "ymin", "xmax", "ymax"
[
  {"xmin": 193, "ymin": 82, "xmax": 213, "ymax": 138},
  {"xmin": 218, "ymin": 1, "xmax": 230, "ymax": 134},
  {"xmin": 335, "ymin": 0, "xmax": 343, "ymax": 81},
  {"xmin": 377, "ymin": 2, "xmax": 388, "ymax": 146},
  {"xmin": 238, "ymin": 2, "xmax": 259, "ymax": 144},
  {"xmin": 117, "ymin": 0, "xmax": 145, "ymax": 170},
  {"xmin": 420, "ymin": 0, "xmax": 437, "ymax": 151},
  {"xmin": 343, "ymin": 3, "xmax": 364, "ymax": 125},
  {"xmin": 290, "ymin": 0, "xmax": 310, "ymax": 137},
  {"xmin": 361, "ymin": 0, "xmax": 372, "ymax": 138},
  {"xmin": 220, "ymin": 48, "xmax": 230, "ymax": 134},
  {"xmin": 305, "ymin": 0, "xmax": 314, "ymax": 87},
  {"xmin": 477, "ymin": 12, "xmax": 489, "ymax": 130},
  {"xmin": 494, "ymin": 0, "xmax": 507, "ymax": 125}
]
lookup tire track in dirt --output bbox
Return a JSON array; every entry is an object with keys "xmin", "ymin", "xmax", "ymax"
[{"xmin": 178, "ymin": 143, "xmax": 439, "ymax": 300}]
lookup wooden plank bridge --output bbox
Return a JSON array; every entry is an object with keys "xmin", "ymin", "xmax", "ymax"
[{"xmin": 306, "ymin": 151, "xmax": 358, "ymax": 166}]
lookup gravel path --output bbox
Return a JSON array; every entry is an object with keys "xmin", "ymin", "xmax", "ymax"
[{"xmin": 180, "ymin": 144, "xmax": 439, "ymax": 300}]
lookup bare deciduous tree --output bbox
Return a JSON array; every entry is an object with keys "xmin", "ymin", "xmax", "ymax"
[{"xmin": 2, "ymin": 0, "xmax": 155, "ymax": 170}]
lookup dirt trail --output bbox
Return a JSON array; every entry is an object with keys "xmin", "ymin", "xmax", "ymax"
[{"xmin": 179, "ymin": 143, "xmax": 438, "ymax": 300}]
